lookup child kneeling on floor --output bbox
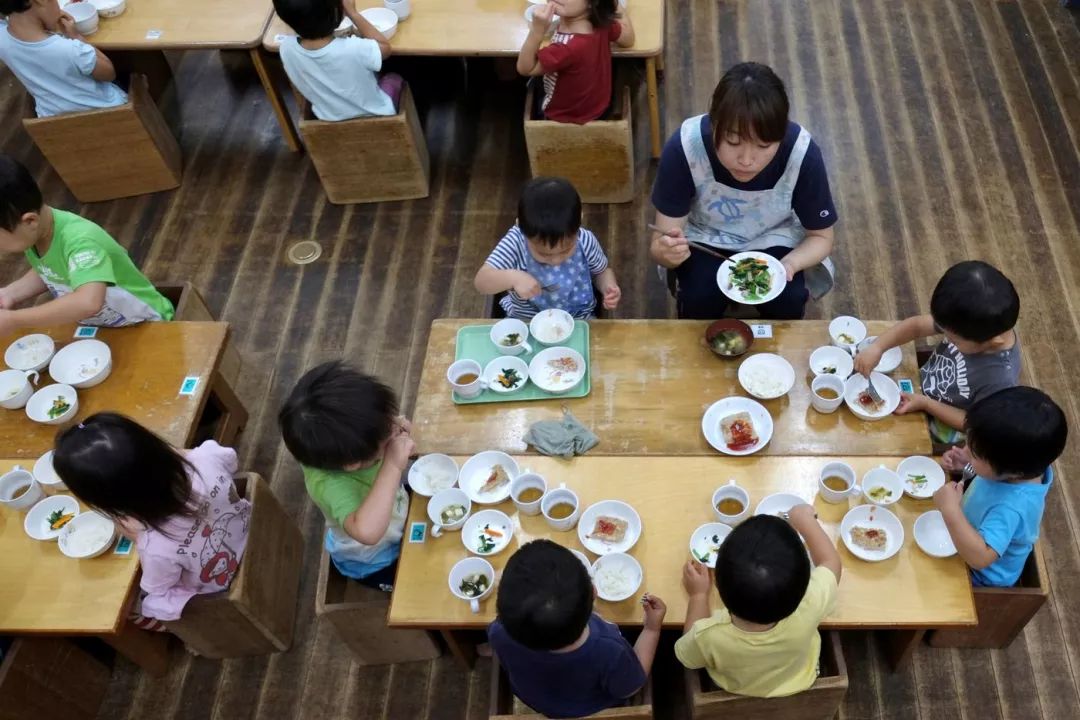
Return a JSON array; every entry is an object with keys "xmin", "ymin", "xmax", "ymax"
[
  {"xmin": 279, "ymin": 361, "xmax": 413, "ymax": 591},
  {"xmin": 936, "ymin": 387, "xmax": 1067, "ymax": 587},
  {"xmin": 677, "ymin": 506, "xmax": 841, "ymax": 697}
]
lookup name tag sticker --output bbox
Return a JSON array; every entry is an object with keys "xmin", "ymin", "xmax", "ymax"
[
  {"xmin": 750, "ymin": 323, "xmax": 773, "ymax": 339},
  {"xmin": 73, "ymin": 326, "xmax": 98, "ymax": 338},
  {"xmin": 114, "ymin": 536, "xmax": 133, "ymax": 555},
  {"xmin": 408, "ymin": 522, "xmax": 427, "ymax": 543},
  {"xmin": 178, "ymin": 376, "xmax": 200, "ymax": 396},
  {"xmin": 274, "ymin": 34, "xmax": 291, "ymax": 43},
  {"xmin": 899, "ymin": 378, "xmax": 915, "ymax": 394},
  {"xmin": 145, "ymin": 29, "xmax": 162, "ymax": 40}
]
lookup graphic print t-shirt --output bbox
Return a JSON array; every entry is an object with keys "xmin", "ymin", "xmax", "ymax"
[{"xmin": 920, "ymin": 336, "xmax": 1021, "ymax": 410}]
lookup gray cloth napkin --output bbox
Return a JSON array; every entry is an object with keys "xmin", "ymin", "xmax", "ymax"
[{"xmin": 523, "ymin": 409, "xmax": 599, "ymax": 459}]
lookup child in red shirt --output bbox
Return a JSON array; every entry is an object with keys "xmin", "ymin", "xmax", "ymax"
[{"xmin": 516, "ymin": 0, "xmax": 635, "ymax": 124}]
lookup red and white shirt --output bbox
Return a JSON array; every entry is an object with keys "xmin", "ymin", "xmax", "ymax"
[{"xmin": 538, "ymin": 23, "xmax": 621, "ymax": 124}]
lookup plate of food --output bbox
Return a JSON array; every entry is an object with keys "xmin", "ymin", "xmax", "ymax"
[
  {"xmin": 529, "ymin": 347, "xmax": 586, "ymax": 394},
  {"xmin": 828, "ymin": 316, "xmax": 867, "ymax": 350},
  {"xmin": 716, "ymin": 252, "xmax": 786, "ymax": 305},
  {"xmin": 23, "ymin": 495, "xmax": 79, "ymax": 541},
  {"xmin": 688, "ymin": 523, "xmax": 732, "ymax": 568},
  {"xmin": 737, "ymin": 353, "xmax": 795, "ymax": 400},
  {"xmin": 808, "ymin": 345, "xmax": 854, "ymax": 378},
  {"xmin": 897, "ymin": 456, "xmax": 946, "ymax": 499},
  {"xmin": 459, "ymin": 451, "xmax": 520, "ymax": 505},
  {"xmin": 482, "ymin": 357, "xmax": 529, "ymax": 394},
  {"xmin": 462, "ymin": 510, "xmax": 513, "ymax": 556},
  {"xmin": 856, "ymin": 337, "xmax": 902, "ymax": 374},
  {"xmin": 860, "ymin": 466, "xmax": 903, "ymax": 506},
  {"xmin": 407, "ymin": 453, "xmax": 459, "ymax": 497},
  {"xmin": 578, "ymin": 500, "xmax": 642, "ymax": 555},
  {"xmin": 705, "ymin": 319, "xmax": 753, "ymax": 358},
  {"xmin": 754, "ymin": 492, "xmax": 806, "ymax": 518},
  {"xmin": 840, "ymin": 504, "xmax": 904, "ymax": 562},
  {"xmin": 701, "ymin": 397, "xmax": 774, "ymax": 456},
  {"xmin": 58, "ymin": 511, "xmax": 116, "ymax": 559},
  {"xmin": 25, "ymin": 384, "xmax": 78, "ymax": 425},
  {"xmin": 843, "ymin": 372, "xmax": 900, "ymax": 421},
  {"xmin": 591, "ymin": 552, "xmax": 642, "ymax": 602}
]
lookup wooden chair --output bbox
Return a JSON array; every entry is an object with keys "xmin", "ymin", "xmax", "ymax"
[
  {"xmin": 684, "ymin": 631, "xmax": 848, "ymax": 720},
  {"xmin": 298, "ymin": 83, "xmax": 430, "ymax": 204},
  {"xmin": 164, "ymin": 472, "xmax": 303, "ymax": 658},
  {"xmin": 523, "ymin": 84, "xmax": 635, "ymax": 204},
  {"xmin": 489, "ymin": 655, "xmax": 653, "ymax": 719},
  {"xmin": 22, "ymin": 75, "xmax": 181, "ymax": 203},
  {"xmin": 0, "ymin": 638, "xmax": 110, "ymax": 720},
  {"xmin": 928, "ymin": 543, "xmax": 1049, "ymax": 649},
  {"xmin": 315, "ymin": 545, "xmax": 442, "ymax": 665}
]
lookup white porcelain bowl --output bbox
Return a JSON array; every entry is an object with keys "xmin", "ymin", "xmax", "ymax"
[
  {"xmin": 5, "ymin": 334, "xmax": 55, "ymax": 372},
  {"xmin": 591, "ymin": 552, "xmax": 642, "ymax": 602},
  {"xmin": 701, "ymin": 397, "xmax": 774, "ymax": 456},
  {"xmin": 857, "ymin": 336, "xmax": 903, "ymax": 374},
  {"xmin": 458, "ymin": 451, "xmax": 520, "ymax": 504},
  {"xmin": 737, "ymin": 353, "xmax": 795, "ymax": 400},
  {"xmin": 529, "ymin": 346, "xmax": 586, "ymax": 394},
  {"xmin": 529, "ymin": 309, "xmax": 575, "ymax": 346},
  {"xmin": 524, "ymin": 5, "xmax": 560, "ymax": 24},
  {"xmin": 407, "ymin": 453, "xmax": 459, "ymax": 496},
  {"xmin": 89, "ymin": 0, "xmax": 125, "ymax": 17},
  {"xmin": 843, "ymin": 372, "xmax": 900, "ymax": 421},
  {"xmin": 914, "ymin": 510, "xmax": 957, "ymax": 558},
  {"xmin": 688, "ymin": 523, "xmax": 732, "ymax": 568},
  {"xmin": 753, "ymin": 492, "xmax": 806, "ymax": 518},
  {"xmin": 461, "ymin": 509, "xmax": 513, "ymax": 556},
  {"xmin": 58, "ymin": 511, "xmax": 116, "ymax": 558},
  {"xmin": 808, "ymin": 345, "xmax": 854, "ymax": 379},
  {"xmin": 33, "ymin": 450, "xmax": 67, "ymax": 491},
  {"xmin": 897, "ymin": 456, "xmax": 947, "ymax": 499},
  {"xmin": 840, "ymin": 504, "xmax": 904, "ymax": 562},
  {"xmin": 578, "ymin": 500, "xmax": 642, "ymax": 556},
  {"xmin": 483, "ymin": 356, "xmax": 529, "ymax": 394},
  {"xmin": 64, "ymin": 1, "xmax": 99, "ymax": 34},
  {"xmin": 860, "ymin": 466, "xmax": 903, "ymax": 506},
  {"xmin": 828, "ymin": 316, "xmax": 866, "ymax": 350},
  {"xmin": 26, "ymin": 384, "xmax": 78, "ymax": 425},
  {"xmin": 24, "ymin": 495, "xmax": 79, "ymax": 541},
  {"xmin": 49, "ymin": 339, "xmax": 112, "ymax": 388},
  {"xmin": 360, "ymin": 7, "xmax": 398, "ymax": 37}
]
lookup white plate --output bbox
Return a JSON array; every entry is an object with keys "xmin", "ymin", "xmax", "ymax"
[
  {"xmin": 578, "ymin": 500, "xmax": 642, "ymax": 555},
  {"xmin": 914, "ymin": 510, "xmax": 957, "ymax": 558},
  {"xmin": 701, "ymin": 397, "xmax": 774, "ymax": 456},
  {"xmin": 737, "ymin": 353, "xmax": 795, "ymax": 400},
  {"xmin": 857, "ymin": 336, "xmax": 902, "ymax": 374},
  {"xmin": 528, "ymin": 346, "xmax": 585, "ymax": 394},
  {"xmin": 458, "ymin": 451, "xmax": 520, "ymax": 504},
  {"xmin": 754, "ymin": 492, "xmax": 806, "ymax": 518},
  {"xmin": 716, "ymin": 251, "xmax": 787, "ymax": 305},
  {"xmin": 461, "ymin": 509, "xmax": 513, "ymax": 556},
  {"xmin": 843, "ymin": 372, "xmax": 900, "ymax": 421},
  {"xmin": 407, "ymin": 454, "xmax": 459, "ymax": 496},
  {"xmin": 483, "ymin": 357, "xmax": 529, "ymax": 394},
  {"xmin": 840, "ymin": 505, "xmax": 904, "ymax": 562},
  {"xmin": 49, "ymin": 339, "xmax": 112, "ymax": 388},
  {"xmin": 5, "ymin": 334, "xmax": 55, "ymax": 372},
  {"xmin": 58, "ymin": 511, "xmax": 116, "ymax": 558},
  {"xmin": 591, "ymin": 552, "xmax": 642, "ymax": 602},
  {"xmin": 808, "ymin": 346, "xmax": 854, "ymax": 379},
  {"xmin": 24, "ymin": 495, "xmax": 79, "ymax": 541},
  {"xmin": 688, "ymin": 523, "xmax": 732, "ymax": 568},
  {"xmin": 897, "ymin": 456, "xmax": 947, "ymax": 499}
]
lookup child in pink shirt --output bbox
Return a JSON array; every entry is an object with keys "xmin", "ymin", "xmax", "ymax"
[{"xmin": 53, "ymin": 413, "xmax": 251, "ymax": 623}]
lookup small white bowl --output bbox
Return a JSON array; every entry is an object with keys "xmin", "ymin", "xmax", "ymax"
[
  {"xmin": 529, "ymin": 309, "xmax": 575, "ymax": 346},
  {"xmin": 89, "ymin": 0, "xmax": 125, "ymax": 17},
  {"xmin": 462, "ymin": 509, "xmax": 513, "ymax": 556},
  {"xmin": 524, "ymin": 5, "xmax": 560, "ymax": 24},
  {"xmin": 897, "ymin": 456, "xmax": 947, "ymax": 499},
  {"xmin": 49, "ymin": 339, "xmax": 112, "ymax": 388},
  {"xmin": 568, "ymin": 548, "xmax": 592, "ymax": 576},
  {"xmin": 24, "ymin": 495, "xmax": 79, "ymax": 541},
  {"xmin": 737, "ymin": 353, "xmax": 795, "ymax": 400},
  {"xmin": 490, "ymin": 318, "xmax": 532, "ymax": 356},
  {"xmin": 529, "ymin": 346, "xmax": 586, "ymax": 394},
  {"xmin": 843, "ymin": 372, "xmax": 900, "ymax": 421},
  {"xmin": 753, "ymin": 492, "xmax": 806, "ymax": 518},
  {"xmin": 459, "ymin": 451, "xmax": 520, "ymax": 504},
  {"xmin": 689, "ymin": 523, "xmax": 732, "ymax": 568},
  {"xmin": 591, "ymin": 552, "xmax": 642, "ymax": 602},
  {"xmin": 5, "ymin": 333, "xmax": 55, "ymax": 372},
  {"xmin": 483, "ymin": 356, "xmax": 529, "ymax": 394},
  {"xmin": 840, "ymin": 504, "xmax": 904, "ymax": 562},
  {"xmin": 427, "ymin": 488, "xmax": 471, "ymax": 536},
  {"xmin": 33, "ymin": 450, "xmax": 67, "ymax": 491},
  {"xmin": 808, "ymin": 346, "xmax": 854, "ymax": 379},
  {"xmin": 914, "ymin": 510, "xmax": 958, "ymax": 558},
  {"xmin": 701, "ymin": 397, "xmax": 774, "ymax": 456},
  {"xmin": 407, "ymin": 453, "xmax": 458, "ymax": 496},
  {"xmin": 857, "ymin": 336, "xmax": 903, "ymax": 374},
  {"xmin": 26, "ymin": 384, "xmax": 78, "ymax": 425},
  {"xmin": 63, "ymin": 1, "xmax": 99, "ymax": 34},
  {"xmin": 448, "ymin": 556, "xmax": 495, "ymax": 613},
  {"xmin": 829, "ymin": 316, "xmax": 866, "ymax": 350},
  {"xmin": 360, "ymin": 7, "xmax": 398, "ymax": 38},
  {"xmin": 58, "ymin": 511, "xmax": 116, "ymax": 559},
  {"xmin": 860, "ymin": 466, "xmax": 903, "ymax": 506},
  {"xmin": 578, "ymin": 500, "xmax": 642, "ymax": 555}
]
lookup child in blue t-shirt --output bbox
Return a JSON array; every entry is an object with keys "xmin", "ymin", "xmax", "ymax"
[
  {"xmin": 936, "ymin": 387, "xmax": 1067, "ymax": 587},
  {"xmin": 474, "ymin": 177, "xmax": 621, "ymax": 320}
]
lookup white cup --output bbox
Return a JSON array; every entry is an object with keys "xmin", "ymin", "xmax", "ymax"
[
  {"xmin": 810, "ymin": 375, "xmax": 846, "ymax": 414},
  {"xmin": 428, "ymin": 488, "xmax": 471, "ymax": 537},
  {"xmin": 541, "ymin": 484, "xmax": 580, "ymax": 531},
  {"xmin": 818, "ymin": 462, "xmax": 859, "ymax": 503},
  {"xmin": 449, "ymin": 557, "xmax": 494, "ymax": 613},
  {"xmin": 383, "ymin": 0, "xmax": 410, "ymax": 20},
  {"xmin": 712, "ymin": 480, "xmax": 751, "ymax": 525},
  {"xmin": 511, "ymin": 472, "xmax": 547, "ymax": 516},
  {"xmin": 0, "ymin": 466, "xmax": 45, "ymax": 512},
  {"xmin": 490, "ymin": 318, "xmax": 532, "ymax": 356},
  {"xmin": 0, "ymin": 369, "xmax": 39, "ymax": 410},
  {"xmin": 447, "ymin": 359, "xmax": 484, "ymax": 399}
]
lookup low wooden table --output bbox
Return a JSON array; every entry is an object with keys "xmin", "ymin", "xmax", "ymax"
[
  {"xmin": 388, "ymin": 455, "xmax": 976, "ymax": 668},
  {"xmin": 412, "ymin": 319, "xmax": 933, "ymax": 458}
]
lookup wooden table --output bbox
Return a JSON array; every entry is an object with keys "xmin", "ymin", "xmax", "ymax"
[
  {"xmin": 412, "ymin": 319, "xmax": 933, "ymax": 458},
  {"xmin": 262, "ymin": 0, "xmax": 667, "ymax": 157},
  {"xmin": 0, "ymin": 322, "xmax": 246, "ymax": 459},
  {"xmin": 388, "ymin": 455, "xmax": 976, "ymax": 667}
]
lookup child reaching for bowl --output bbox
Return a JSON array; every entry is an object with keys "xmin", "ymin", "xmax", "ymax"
[
  {"xmin": 474, "ymin": 177, "xmax": 621, "ymax": 320},
  {"xmin": 0, "ymin": 155, "xmax": 175, "ymax": 335},
  {"xmin": 53, "ymin": 413, "xmax": 251, "ymax": 627}
]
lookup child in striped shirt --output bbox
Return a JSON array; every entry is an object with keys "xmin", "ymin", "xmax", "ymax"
[{"xmin": 474, "ymin": 177, "xmax": 620, "ymax": 320}]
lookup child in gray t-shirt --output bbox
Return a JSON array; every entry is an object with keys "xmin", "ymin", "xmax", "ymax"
[{"xmin": 854, "ymin": 261, "xmax": 1021, "ymax": 444}]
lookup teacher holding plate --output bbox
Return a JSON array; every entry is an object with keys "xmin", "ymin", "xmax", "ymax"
[{"xmin": 649, "ymin": 62, "xmax": 838, "ymax": 320}]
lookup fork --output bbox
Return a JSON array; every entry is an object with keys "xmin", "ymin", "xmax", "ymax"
[
  {"xmin": 541, "ymin": 283, "xmax": 559, "ymax": 293},
  {"xmin": 865, "ymin": 375, "xmax": 884, "ymax": 405}
]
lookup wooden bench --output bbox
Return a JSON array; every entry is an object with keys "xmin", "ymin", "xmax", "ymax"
[
  {"xmin": 523, "ymin": 85, "xmax": 635, "ymax": 204},
  {"xmin": 489, "ymin": 655, "xmax": 653, "ymax": 719},
  {"xmin": 0, "ymin": 638, "xmax": 110, "ymax": 720},
  {"xmin": 299, "ymin": 83, "xmax": 430, "ymax": 204},
  {"xmin": 927, "ymin": 543, "xmax": 1049, "ymax": 649},
  {"xmin": 164, "ymin": 472, "xmax": 303, "ymax": 658},
  {"xmin": 22, "ymin": 74, "xmax": 181, "ymax": 203},
  {"xmin": 684, "ymin": 631, "xmax": 848, "ymax": 720}
]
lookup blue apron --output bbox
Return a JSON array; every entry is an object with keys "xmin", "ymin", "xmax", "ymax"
[{"xmin": 517, "ymin": 233, "xmax": 596, "ymax": 318}]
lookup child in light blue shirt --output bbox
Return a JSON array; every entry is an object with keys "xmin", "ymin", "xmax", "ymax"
[
  {"xmin": 0, "ymin": 0, "xmax": 127, "ymax": 117},
  {"xmin": 936, "ymin": 387, "xmax": 1067, "ymax": 587}
]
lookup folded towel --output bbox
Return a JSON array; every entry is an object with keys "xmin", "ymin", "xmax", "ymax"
[{"xmin": 523, "ymin": 409, "xmax": 599, "ymax": 459}]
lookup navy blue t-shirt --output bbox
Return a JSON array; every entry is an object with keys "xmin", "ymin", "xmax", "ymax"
[
  {"xmin": 651, "ymin": 118, "xmax": 838, "ymax": 231},
  {"xmin": 488, "ymin": 614, "xmax": 646, "ymax": 718}
]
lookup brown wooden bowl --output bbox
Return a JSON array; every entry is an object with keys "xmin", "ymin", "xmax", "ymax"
[{"xmin": 705, "ymin": 319, "xmax": 754, "ymax": 358}]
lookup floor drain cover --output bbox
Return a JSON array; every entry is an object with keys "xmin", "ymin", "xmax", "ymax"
[{"xmin": 287, "ymin": 240, "xmax": 322, "ymax": 265}]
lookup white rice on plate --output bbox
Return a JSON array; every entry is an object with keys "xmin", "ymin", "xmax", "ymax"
[
  {"xmin": 594, "ymin": 564, "xmax": 635, "ymax": 598},
  {"xmin": 741, "ymin": 367, "xmax": 786, "ymax": 398}
]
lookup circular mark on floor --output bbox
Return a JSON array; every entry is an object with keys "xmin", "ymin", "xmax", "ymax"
[{"xmin": 287, "ymin": 240, "xmax": 322, "ymax": 265}]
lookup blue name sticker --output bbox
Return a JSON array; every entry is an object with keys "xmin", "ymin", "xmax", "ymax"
[
  {"xmin": 408, "ymin": 522, "xmax": 427, "ymax": 543},
  {"xmin": 74, "ymin": 326, "xmax": 98, "ymax": 338},
  {"xmin": 178, "ymin": 376, "xmax": 200, "ymax": 396},
  {"xmin": 114, "ymin": 536, "xmax": 133, "ymax": 555},
  {"xmin": 898, "ymin": 378, "xmax": 915, "ymax": 394}
]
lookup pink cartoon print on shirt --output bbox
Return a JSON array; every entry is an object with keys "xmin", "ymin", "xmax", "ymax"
[{"xmin": 198, "ymin": 499, "xmax": 250, "ymax": 586}]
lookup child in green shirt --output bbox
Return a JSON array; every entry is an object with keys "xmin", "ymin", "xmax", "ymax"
[{"xmin": 0, "ymin": 155, "xmax": 173, "ymax": 333}]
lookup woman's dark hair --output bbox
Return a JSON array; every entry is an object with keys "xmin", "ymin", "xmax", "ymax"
[
  {"xmin": 272, "ymin": 0, "xmax": 342, "ymax": 40},
  {"xmin": 715, "ymin": 515, "xmax": 810, "ymax": 625},
  {"xmin": 966, "ymin": 387, "xmax": 1067, "ymax": 479},
  {"xmin": 709, "ymin": 62, "xmax": 789, "ymax": 147},
  {"xmin": 586, "ymin": 0, "xmax": 618, "ymax": 28},
  {"xmin": 517, "ymin": 177, "xmax": 582, "ymax": 249},
  {"xmin": 53, "ymin": 413, "xmax": 197, "ymax": 533},
  {"xmin": 930, "ymin": 261, "xmax": 1019, "ymax": 343},
  {"xmin": 0, "ymin": 0, "xmax": 32, "ymax": 17},
  {"xmin": 0, "ymin": 155, "xmax": 43, "ymax": 232},
  {"xmin": 496, "ymin": 540, "xmax": 593, "ymax": 650}
]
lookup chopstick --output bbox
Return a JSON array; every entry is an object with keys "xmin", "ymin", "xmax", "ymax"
[{"xmin": 646, "ymin": 224, "xmax": 729, "ymax": 261}]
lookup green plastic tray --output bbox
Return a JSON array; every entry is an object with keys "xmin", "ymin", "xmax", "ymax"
[{"xmin": 452, "ymin": 322, "xmax": 592, "ymax": 404}]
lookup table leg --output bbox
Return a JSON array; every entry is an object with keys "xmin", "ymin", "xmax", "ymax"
[
  {"xmin": 646, "ymin": 57, "xmax": 661, "ymax": 160},
  {"xmin": 880, "ymin": 628, "xmax": 926, "ymax": 671},
  {"xmin": 249, "ymin": 47, "xmax": 301, "ymax": 153},
  {"xmin": 100, "ymin": 621, "xmax": 171, "ymax": 677},
  {"xmin": 655, "ymin": 52, "xmax": 665, "ymax": 74},
  {"xmin": 441, "ymin": 630, "xmax": 477, "ymax": 670}
]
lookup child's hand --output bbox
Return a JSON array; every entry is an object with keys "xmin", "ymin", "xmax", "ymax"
[
  {"xmin": 786, "ymin": 503, "xmax": 818, "ymax": 529},
  {"xmin": 384, "ymin": 427, "xmax": 415, "ymax": 472},
  {"xmin": 531, "ymin": 2, "xmax": 555, "ymax": 32},
  {"xmin": 0, "ymin": 287, "xmax": 14, "ymax": 310},
  {"xmin": 641, "ymin": 592, "xmax": 667, "ymax": 631},
  {"xmin": 853, "ymin": 343, "xmax": 883, "ymax": 377},
  {"xmin": 894, "ymin": 392, "xmax": 926, "ymax": 415},
  {"xmin": 57, "ymin": 13, "xmax": 80, "ymax": 38},
  {"xmin": 933, "ymin": 481, "xmax": 964, "ymax": 512},
  {"xmin": 512, "ymin": 271, "xmax": 542, "ymax": 300},
  {"xmin": 941, "ymin": 446, "xmax": 971, "ymax": 473},
  {"xmin": 601, "ymin": 284, "xmax": 621, "ymax": 310},
  {"xmin": 682, "ymin": 559, "xmax": 711, "ymax": 597}
]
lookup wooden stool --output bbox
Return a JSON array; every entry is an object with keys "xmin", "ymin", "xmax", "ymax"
[
  {"xmin": 685, "ymin": 631, "xmax": 848, "ymax": 720},
  {"xmin": 315, "ymin": 545, "xmax": 441, "ymax": 665},
  {"xmin": 523, "ymin": 85, "xmax": 635, "ymax": 204},
  {"xmin": 22, "ymin": 74, "xmax": 181, "ymax": 203},
  {"xmin": 0, "ymin": 638, "xmax": 110, "ymax": 720},
  {"xmin": 489, "ymin": 655, "xmax": 653, "ymax": 719},
  {"xmin": 927, "ymin": 543, "xmax": 1049, "ymax": 649},
  {"xmin": 164, "ymin": 472, "xmax": 303, "ymax": 658},
  {"xmin": 298, "ymin": 83, "xmax": 430, "ymax": 204}
]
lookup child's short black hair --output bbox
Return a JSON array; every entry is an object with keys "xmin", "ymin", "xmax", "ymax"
[
  {"xmin": 517, "ymin": 177, "xmax": 581, "ymax": 249},
  {"xmin": 496, "ymin": 540, "xmax": 593, "ymax": 650},
  {"xmin": 586, "ymin": 0, "xmax": 618, "ymax": 28},
  {"xmin": 0, "ymin": 0, "xmax": 32, "ymax": 16},
  {"xmin": 715, "ymin": 515, "xmax": 810, "ymax": 625},
  {"xmin": 272, "ymin": 0, "xmax": 342, "ymax": 40},
  {"xmin": 966, "ymin": 387, "xmax": 1067, "ymax": 479},
  {"xmin": 0, "ymin": 155, "xmax": 43, "ymax": 232},
  {"xmin": 710, "ymin": 62, "xmax": 789, "ymax": 146},
  {"xmin": 930, "ymin": 261, "xmax": 1019, "ymax": 343},
  {"xmin": 278, "ymin": 361, "xmax": 399, "ymax": 470}
]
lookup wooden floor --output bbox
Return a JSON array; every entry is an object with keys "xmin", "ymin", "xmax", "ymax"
[{"xmin": 1, "ymin": 0, "xmax": 1079, "ymax": 718}]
